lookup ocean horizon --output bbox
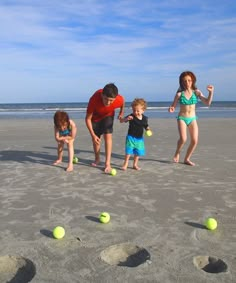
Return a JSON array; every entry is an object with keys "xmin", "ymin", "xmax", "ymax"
[{"xmin": 0, "ymin": 101, "xmax": 236, "ymax": 119}]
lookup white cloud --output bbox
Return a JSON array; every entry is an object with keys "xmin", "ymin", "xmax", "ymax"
[{"xmin": 0, "ymin": 0, "xmax": 236, "ymax": 102}]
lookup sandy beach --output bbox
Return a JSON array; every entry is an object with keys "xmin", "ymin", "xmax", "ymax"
[{"xmin": 0, "ymin": 117, "xmax": 236, "ymax": 283}]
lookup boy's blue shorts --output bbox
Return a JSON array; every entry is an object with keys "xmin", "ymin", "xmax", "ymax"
[{"xmin": 125, "ymin": 135, "xmax": 145, "ymax": 156}]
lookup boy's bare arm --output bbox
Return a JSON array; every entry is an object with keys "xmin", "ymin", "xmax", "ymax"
[{"xmin": 118, "ymin": 98, "xmax": 125, "ymax": 119}]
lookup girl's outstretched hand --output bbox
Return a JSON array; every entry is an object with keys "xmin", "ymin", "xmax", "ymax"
[
  {"xmin": 168, "ymin": 106, "xmax": 175, "ymax": 113},
  {"xmin": 207, "ymin": 85, "xmax": 214, "ymax": 92}
]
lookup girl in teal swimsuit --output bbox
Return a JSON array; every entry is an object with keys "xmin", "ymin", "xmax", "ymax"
[
  {"xmin": 53, "ymin": 111, "xmax": 77, "ymax": 172},
  {"xmin": 168, "ymin": 71, "xmax": 214, "ymax": 166}
]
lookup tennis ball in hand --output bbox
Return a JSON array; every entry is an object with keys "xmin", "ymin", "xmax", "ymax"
[
  {"xmin": 53, "ymin": 226, "xmax": 65, "ymax": 239},
  {"xmin": 99, "ymin": 212, "xmax": 110, "ymax": 223},
  {"xmin": 73, "ymin": 156, "xmax": 79, "ymax": 164},
  {"xmin": 205, "ymin": 218, "xmax": 217, "ymax": 230},
  {"xmin": 110, "ymin": 168, "xmax": 117, "ymax": 176},
  {"xmin": 145, "ymin": 130, "xmax": 152, "ymax": 137}
]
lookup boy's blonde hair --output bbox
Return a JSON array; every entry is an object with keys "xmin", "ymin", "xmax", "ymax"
[{"xmin": 131, "ymin": 98, "xmax": 147, "ymax": 110}]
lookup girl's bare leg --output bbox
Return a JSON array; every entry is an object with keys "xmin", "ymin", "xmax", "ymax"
[
  {"xmin": 133, "ymin": 155, "xmax": 141, "ymax": 170},
  {"xmin": 122, "ymin": 154, "xmax": 130, "ymax": 170},
  {"xmin": 53, "ymin": 142, "xmax": 64, "ymax": 165},
  {"xmin": 104, "ymin": 133, "xmax": 112, "ymax": 173},
  {"xmin": 66, "ymin": 140, "xmax": 74, "ymax": 172},
  {"xmin": 173, "ymin": 120, "xmax": 187, "ymax": 163},
  {"xmin": 184, "ymin": 121, "xmax": 198, "ymax": 166}
]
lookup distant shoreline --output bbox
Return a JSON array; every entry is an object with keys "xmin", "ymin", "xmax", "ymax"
[
  {"xmin": 0, "ymin": 101, "xmax": 236, "ymax": 119},
  {"xmin": 1, "ymin": 100, "xmax": 236, "ymax": 105}
]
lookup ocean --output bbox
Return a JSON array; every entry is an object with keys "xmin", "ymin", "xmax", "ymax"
[{"xmin": 0, "ymin": 101, "xmax": 236, "ymax": 120}]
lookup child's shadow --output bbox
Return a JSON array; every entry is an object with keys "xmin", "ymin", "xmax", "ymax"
[
  {"xmin": 142, "ymin": 158, "xmax": 173, "ymax": 164},
  {"xmin": 0, "ymin": 150, "xmax": 55, "ymax": 165}
]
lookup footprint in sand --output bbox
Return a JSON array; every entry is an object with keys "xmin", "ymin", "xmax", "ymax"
[{"xmin": 0, "ymin": 255, "xmax": 36, "ymax": 282}]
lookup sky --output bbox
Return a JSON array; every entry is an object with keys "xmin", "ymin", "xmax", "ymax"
[{"xmin": 1, "ymin": 0, "xmax": 236, "ymax": 103}]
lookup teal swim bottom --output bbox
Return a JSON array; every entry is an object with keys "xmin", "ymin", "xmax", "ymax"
[{"xmin": 177, "ymin": 115, "xmax": 197, "ymax": 126}]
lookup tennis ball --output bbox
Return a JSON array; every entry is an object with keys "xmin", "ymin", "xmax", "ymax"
[
  {"xmin": 145, "ymin": 130, "xmax": 152, "ymax": 137},
  {"xmin": 73, "ymin": 156, "xmax": 79, "ymax": 164},
  {"xmin": 110, "ymin": 168, "xmax": 117, "ymax": 176},
  {"xmin": 53, "ymin": 226, "xmax": 65, "ymax": 239},
  {"xmin": 205, "ymin": 218, "xmax": 217, "ymax": 230},
  {"xmin": 99, "ymin": 212, "xmax": 110, "ymax": 224}
]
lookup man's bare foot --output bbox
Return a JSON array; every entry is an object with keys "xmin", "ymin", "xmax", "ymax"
[
  {"xmin": 91, "ymin": 160, "xmax": 100, "ymax": 167},
  {"xmin": 104, "ymin": 166, "xmax": 111, "ymax": 173},
  {"xmin": 184, "ymin": 160, "xmax": 195, "ymax": 166},
  {"xmin": 53, "ymin": 159, "xmax": 62, "ymax": 165},
  {"xmin": 173, "ymin": 154, "xmax": 179, "ymax": 163},
  {"xmin": 66, "ymin": 165, "xmax": 73, "ymax": 172},
  {"xmin": 133, "ymin": 165, "xmax": 141, "ymax": 170}
]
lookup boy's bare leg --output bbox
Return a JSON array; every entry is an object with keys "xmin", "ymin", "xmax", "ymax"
[
  {"xmin": 133, "ymin": 155, "xmax": 141, "ymax": 170},
  {"xmin": 122, "ymin": 154, "xmax": 130, "ymax": 170},
  {"xmin": 92, "ymin": 139, "xmax": 101, "ymax": 166},
  {"xmin": 104, "ymin": 133, "xmax": 112, "ymax": 173}
]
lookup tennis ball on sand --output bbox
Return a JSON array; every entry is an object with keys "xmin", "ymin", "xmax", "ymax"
[
  {"xmin": 205, "ymin": 218, "xmax": 217, "ymax": 230},
  {"xmin": 53, "ymin": 226, "xmax": 65, "ymax": 239},
  {"xmin": 110, "ymin": 168, "xmax": 117, "ymax": 176},
  {"xmin": 145, "ymin": 130, "xmax": 152, "ymax": 137},
  {"xmin": 99, "ymin": 212, "xmax": 110, "ymax": 224},
  {"xmin": 73, "ymin": 156, "xmax": 79, "ymax": 164}
]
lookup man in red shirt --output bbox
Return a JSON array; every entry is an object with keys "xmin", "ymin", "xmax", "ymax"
[{"xmin": 85, "ymin": 83, "xmax": 125, "ymax": 173}]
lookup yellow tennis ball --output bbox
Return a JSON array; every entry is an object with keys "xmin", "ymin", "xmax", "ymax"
[
  {"xmin": 145, "ymin": 130, "xmax": 152, "ymax": 137},
  {"xmin": 99, "ymin": 212, "xmax": 110, "ymax": 224},
  {"xmin": 53, "ymin": 226, "xmax": 65, "ymax": 239},
  {"xmin": 205, "ymin": 218, "xmax": 217, "ymax": 230},
  {"xmin": 110, "ymin": 168, "xmax": 117, "ymax": 176},
  {"xmin": 73, "ymin": 156, "xmax": 79, "ymax": 164}
]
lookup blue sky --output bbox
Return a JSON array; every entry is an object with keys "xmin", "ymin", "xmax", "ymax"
[{"xmin": 1, "ymin": 0, "xmax": 236, "ymax": 103}]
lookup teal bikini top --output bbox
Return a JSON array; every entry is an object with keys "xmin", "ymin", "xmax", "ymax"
[
  {"xmin": 59, "ymin": 126, "xmax": 72, "ymax": 136},
  {"xmin": 179, "ymin": 91, "xmax": 198, "ymax": 105}
]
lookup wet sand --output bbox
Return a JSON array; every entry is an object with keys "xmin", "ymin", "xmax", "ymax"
[{"xmin": 0, "ymin": 118, "xmax": 235, "ymax": 282}]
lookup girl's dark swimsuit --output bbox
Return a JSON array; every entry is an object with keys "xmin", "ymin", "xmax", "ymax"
[{"xmin": 59, "ymin": 127, "xmax": 72, "ymax": 136}]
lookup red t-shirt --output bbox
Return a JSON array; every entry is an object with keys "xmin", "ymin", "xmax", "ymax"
[{"xmin": 86, "ymin": 89, "xmax": 124, "ymax": 122}]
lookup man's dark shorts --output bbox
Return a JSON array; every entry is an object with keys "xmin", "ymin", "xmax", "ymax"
[{"xmin": 92, "ymin": 116, "xmax": 114, "ymax": 138}]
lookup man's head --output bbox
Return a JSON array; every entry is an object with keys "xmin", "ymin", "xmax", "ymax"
[
  {"xmin": 103, "ymin": 83, "xmax": 118, "ymax": 98},
  {"xmin": 102, "ymin": 83, "xmax": 118, "ymax": 106}
]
